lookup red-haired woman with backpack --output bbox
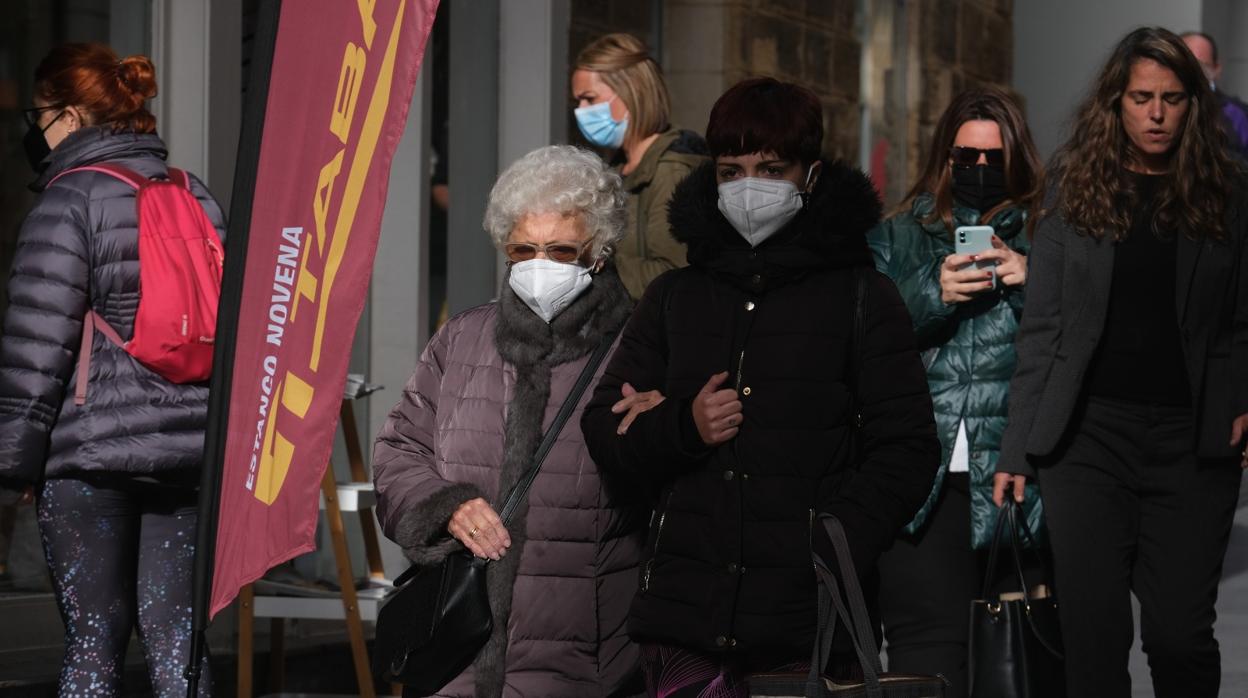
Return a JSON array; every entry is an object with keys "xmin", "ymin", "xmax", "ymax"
[{"xmin": 0, "ymin": 43, "xmax": 224, "ymax": 697}]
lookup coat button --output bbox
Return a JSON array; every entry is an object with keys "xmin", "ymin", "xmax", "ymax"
[
  {"xmin": 723, "ymin": 470, "xmax": 735, "ymax": 481},
  {"xmin": 742, "ymin": 387, "xmax": 752, "ymax": 396},
  {"xmin": 729, "ymin": 638, "xmax": 738, "ymax": 647},
  {"xmin": 727, "ymin": 562, "xmax": 739, "ymax": 574},
  {"xmin": 716, "ymin": 635, "xmax": 728, "ymax": 647},
  {"xmin": 751, "ymin": 274, "xmax": 762, "ymax": 285},
  {"xmin": 744, "ymin": 301, "xmax": 756, "ymax": 311}
]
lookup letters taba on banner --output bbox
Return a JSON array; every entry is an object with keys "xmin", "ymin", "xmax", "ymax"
[{"xmin": 208, "ymin": 0, "xmax": 438, "ymax": 618}]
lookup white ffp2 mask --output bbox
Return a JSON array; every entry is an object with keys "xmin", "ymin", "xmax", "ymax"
[
  {"xmin": 507, "ymin": 259, "xmax": 593, "ymax": 323},
  {"xmin": 716, "ymin": 166, "xmax": 814, "ymax": 247}
]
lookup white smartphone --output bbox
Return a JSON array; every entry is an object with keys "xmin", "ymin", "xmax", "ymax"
[{"xmin": 954, "ymin": 225, "xmax": 996, "ymax": 290}]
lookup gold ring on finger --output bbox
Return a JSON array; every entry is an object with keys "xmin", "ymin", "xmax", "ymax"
[{"xmin": 468, "ymin": 526, "xmax": 480, "ymax": 539}]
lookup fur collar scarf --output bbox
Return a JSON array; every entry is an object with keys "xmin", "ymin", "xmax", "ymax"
[
  {"xmin": 467, "ymin": 264, "xmax": 630, "ymax": 697},
  {"xmin": 494, "ymin": 261, "xmax": 632, "ymax": 368},
  {"xmin": 667, "ymin": 159, "xmax": 881, "ymax": 292}
]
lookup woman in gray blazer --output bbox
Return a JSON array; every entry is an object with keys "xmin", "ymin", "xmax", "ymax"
[{"xmin": 994, "ymin": 27, "xmax": 1248, "ymax": 698}]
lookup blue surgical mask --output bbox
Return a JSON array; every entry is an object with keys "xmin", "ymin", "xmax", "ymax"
[{"xmin": 574, "ymin": 98, "xmax": 628, "ymax": 149}]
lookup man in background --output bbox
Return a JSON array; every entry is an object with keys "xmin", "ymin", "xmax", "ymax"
[{"xmin": 1183, "ymin": 31, "xmax": 1248, "ymax": 157}]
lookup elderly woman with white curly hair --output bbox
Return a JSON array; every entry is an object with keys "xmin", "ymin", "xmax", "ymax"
[{"xmin": 373, "ymin": 145, "xmax": 647, "ymax": 697}]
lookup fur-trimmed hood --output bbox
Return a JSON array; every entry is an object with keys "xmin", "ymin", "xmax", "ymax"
[{"xmin": 667, "ymin": 158, "xmax": 882, "ymax": 281}]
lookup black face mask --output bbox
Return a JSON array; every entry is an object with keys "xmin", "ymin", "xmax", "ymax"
[
  {"xmin": 23, "ymin": 121, "xmax": 54, "ymax": 174},
  {"xmin": 951, "ymin": 163, "xmax": 1008, "ymax": 213}
]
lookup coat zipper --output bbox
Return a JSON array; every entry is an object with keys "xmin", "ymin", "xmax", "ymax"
[{"xmin": 642, "ymin": 491, "xmax": 675, "ymax": 592}]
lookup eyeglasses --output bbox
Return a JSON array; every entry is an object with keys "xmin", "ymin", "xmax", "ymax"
[
  {"xmin": 22, "ymin": 105, "xmax": 65, "ymax": 128},
  {"xmin": 950, "ymin": 146, "xmax": 1005, "ymax": 167},
  {"xmin": 503, "ymin": 240, "xmax": 592, "ymax": 264}
]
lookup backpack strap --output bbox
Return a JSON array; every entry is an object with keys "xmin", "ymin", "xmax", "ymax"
[
  {"xmin": 48, "ymin": 163, "xmax": 148, "ymax": 190},
  {"xmin": 74, "ymin": 311, "xmax": 127, "ymax": 406},
  {"xmin": 166, "ymin": 167, "xmax": 191, "ymax": 190}
]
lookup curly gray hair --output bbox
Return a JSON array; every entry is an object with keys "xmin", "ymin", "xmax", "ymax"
[{"xmin": 483, "ymin": 145, "xmax": 627, "ymax": 259}]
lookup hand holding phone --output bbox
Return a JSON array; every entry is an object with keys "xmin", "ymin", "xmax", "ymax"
[
  {"xmin": 954, "ymin": 226, "xmax": 997, "ymax": 289},
  {"xmin": 940, "ymin": 226, "xmax": 998, "ymax": 304}
]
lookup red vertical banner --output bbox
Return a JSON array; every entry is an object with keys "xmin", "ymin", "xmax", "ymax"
[{"xmin": 209, "ymin": 0, "xmax": 439, "ymax": 618}]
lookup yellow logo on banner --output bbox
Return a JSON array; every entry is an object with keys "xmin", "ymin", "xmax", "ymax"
[
  {"xmin": 253, "ymin": 0, "xmax": 406, "ymax": 504},
  {"xmin": 255, "ymin": 373, "xmax": 314, "ymax": 504}
]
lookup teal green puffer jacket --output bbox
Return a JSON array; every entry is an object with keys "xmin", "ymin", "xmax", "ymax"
[{"xmin": 867, "ymin": 194, "xmax": 1043, "ymax": 549}]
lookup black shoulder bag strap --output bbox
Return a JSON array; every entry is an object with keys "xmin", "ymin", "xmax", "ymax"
[
  {"xmin": 847, "ymin": 267, "xmax": 870, "ymax": 441},
  {"xmin": 392, "ymin": 331, "xmax": 617, "ymax": 588},
  {"xmin": 497, "ymin": 330, "xmax": 617, "ymax": 525}
]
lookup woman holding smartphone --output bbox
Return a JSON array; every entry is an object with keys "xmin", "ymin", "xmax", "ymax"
[{"xmin": 865, "ymin": 86, "xmax": 1044, "ymax": 698}]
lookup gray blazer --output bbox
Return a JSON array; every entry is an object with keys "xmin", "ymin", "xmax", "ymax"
[{"xmin": 999, "ymin": 187, "xmax": 1248, "ymax": 477}]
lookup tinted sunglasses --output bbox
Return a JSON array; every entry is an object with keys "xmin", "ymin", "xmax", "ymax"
[
  {"xmin": 503, "ymin": 240, "xmax": 591, "ymax": 264},
  {"xmin": 950, "ymin": 146, "xmax": 1005, "ymax": 167}
]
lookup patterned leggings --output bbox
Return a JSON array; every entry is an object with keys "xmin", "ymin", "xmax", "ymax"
[{"xmin": 37, "ymin": 476, "xmax": 211, "ymax": 697}]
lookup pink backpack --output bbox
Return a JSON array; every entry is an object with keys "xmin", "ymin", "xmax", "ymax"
[{"xmin": 51, "ymin": 163, "xmax": 223, "ymax": 405}]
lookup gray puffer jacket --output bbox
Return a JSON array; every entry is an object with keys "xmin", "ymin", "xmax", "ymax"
[
  {"xmin": 374, "ymin": 267, "xmax": 646, "ymax": 698},
  {"xmin": 0, "ymin": 127, "xmax": 226, "ymax": 488}
]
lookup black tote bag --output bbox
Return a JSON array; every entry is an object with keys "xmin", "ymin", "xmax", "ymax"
[
  {"xmin": 968, "ymin": 501, "xmax": 1065, "ymax": 698},
  {"xmin": 372, "ymin": 333, "xmax": 615, "ymax": 695}
]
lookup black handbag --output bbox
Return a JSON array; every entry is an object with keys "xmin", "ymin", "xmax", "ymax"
[
  {"xmin": 372, "ymin": 333, "xmax": 616, "ymax": 695},
  {"xmin": 968, "ymin": 501, "xmax": 1065, "ymax": 698},
  {"xmin": 748, "ymin": 515, "xmax": 948, "ymax": 698}
]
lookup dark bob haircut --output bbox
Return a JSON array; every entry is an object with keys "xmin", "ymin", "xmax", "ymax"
[{"xmin": 705, "ymin": 77, "xmax": 823, "ymax": 165}]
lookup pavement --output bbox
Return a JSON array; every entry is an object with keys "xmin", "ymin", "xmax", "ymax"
[
  {"xmin": 4, "ymin": 476, "xmax": 1248, "ymax": 696},
  {"xmin": 1128, "ymin": 474, "xmax": 1248, "ymax": 697}
]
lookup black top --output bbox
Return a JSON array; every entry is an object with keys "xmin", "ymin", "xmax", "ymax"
[{"xmin": 1086, "ymin": 173, "xmax": 1191, "ymax": 406}]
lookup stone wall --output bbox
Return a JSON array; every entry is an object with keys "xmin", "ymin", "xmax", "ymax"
[
  {"xmin": 728, "ymin": 0, "xmax": 863, "ymax": 160},
  {"xmin": 569, "ymin": 0, "xmax": 1016, "ymax": 206},
  {"xmin": 862, "ymin": 0, "xmax": 1015, "ymax": 205},
  {"xmin": 913, "ymin": 0, "xmax": 1015, "ymax": 194},
  {"xmin": 663, "ymin": 0, "xmax": 864, "ymax": 160}
]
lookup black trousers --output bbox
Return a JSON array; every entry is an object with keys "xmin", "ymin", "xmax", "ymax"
[
  {"xmin": 877, "ymin": 473, "xmax": 977, "ymax": 698},
  {"xmin": 1037, "ymin": 397, "xmax": 1241, "ymax": 698},
  {"xmin": 878, "ymin": 473, "xmax": 1050, "ymax": 698}
]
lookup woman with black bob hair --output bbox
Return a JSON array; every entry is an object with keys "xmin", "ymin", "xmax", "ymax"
[{"xmin": 582, "ymin": 77, "xmax": 940, "ymax": 696}]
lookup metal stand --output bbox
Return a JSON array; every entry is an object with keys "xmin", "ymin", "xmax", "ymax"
[{"xmin": 236, "ymin": 400, "xmax": 392, "ymax": 697}]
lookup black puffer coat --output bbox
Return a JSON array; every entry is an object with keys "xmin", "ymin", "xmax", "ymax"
[
  {"xmin": 0, "ymin": 127, "xmax": 226, "ymax": 488},
  {"xmin": 581, "ymin": 160, "xmax": 939, "ymax": 655}
]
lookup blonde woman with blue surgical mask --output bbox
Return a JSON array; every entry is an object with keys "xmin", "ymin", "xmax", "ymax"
[{"xmin": 572, "ymin": 33, "xmax": 708, "ymax": 300}]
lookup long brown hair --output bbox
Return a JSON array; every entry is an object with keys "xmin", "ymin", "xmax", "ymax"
[
  {"xmin": 1051, "ymin": 27, "xmax": 1240, "ymax": 241},
  {"xmin": 901, "ymin": 86, "xmax": 1043, "ymax": 235},
  {"xmin": 34, "ymin": 43, "xmax": 158, "ymax": 133}
]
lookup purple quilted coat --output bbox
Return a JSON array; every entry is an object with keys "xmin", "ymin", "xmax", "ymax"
[{"xmin": 373, "ymin": 270, "xmax": 646, "ymax": 698}]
